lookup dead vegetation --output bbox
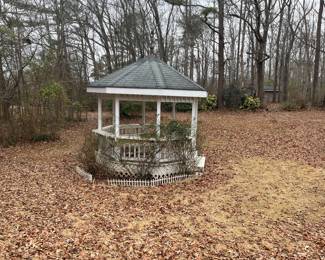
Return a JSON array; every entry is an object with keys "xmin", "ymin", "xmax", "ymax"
[{"xmin": 0, "ymin": 110, "xmax": 324, "ymax": 258}]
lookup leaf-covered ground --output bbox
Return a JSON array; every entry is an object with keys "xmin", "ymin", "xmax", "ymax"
[{"xmin": 0, "ymin": 110, "xmax": 324, "ymax": 259}]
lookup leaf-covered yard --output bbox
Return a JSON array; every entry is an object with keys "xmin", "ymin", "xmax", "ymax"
[{"xmin": 0, "ymin": 110, "xmax": 324, "ymax": 258}]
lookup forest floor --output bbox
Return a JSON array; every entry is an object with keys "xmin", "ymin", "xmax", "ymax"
[{"xmin": 0, "ymin": 110, "xmax": 324, "ymax": 259}]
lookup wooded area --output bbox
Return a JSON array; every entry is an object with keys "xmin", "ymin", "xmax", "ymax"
[
  {"xmin": 1, "ymin": 1, "xmax": 325, "ymax": 257},
  {"xmin": 0, "ymin": 0, "xmax": 325, "ymax": 143}
]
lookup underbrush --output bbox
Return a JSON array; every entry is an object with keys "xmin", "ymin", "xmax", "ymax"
[
  {"xmin": 281, "ymin": 100, "xmax": 306, "ymax": 111},
  {"xmin": 0, "ymin": 82, "xmax": 87, "ymax": 147},
  {"xmin": 78, "ymin": 133, "xmax": 111, "ymax": 180},
  {"xmin": 0, "ymin": 114, "xmax": 60, "ymax": 147}
]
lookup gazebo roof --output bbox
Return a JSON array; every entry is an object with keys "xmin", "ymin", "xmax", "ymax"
[{"xmin": 87, "ymin": 56, "xmax": 207, "ymax": 98}]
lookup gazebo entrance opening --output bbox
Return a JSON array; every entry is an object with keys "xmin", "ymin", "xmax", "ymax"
[{"xmin": 96, "ymin": 96, "xmax": 197, "ymax": 143}]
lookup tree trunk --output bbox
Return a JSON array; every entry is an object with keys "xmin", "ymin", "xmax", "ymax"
[
  {"xmin": 250, "ymin": 33, "xmax": 255, "ymax": 90},
  {"xmin": 235, "ymin": 0, "xmax": 243, "ymax": 84},
  {"xmin": 183, "ymin": 0, "xmax": 189, "ymax": 76},
  {"xmin": 312, "ymin": 0, "xmax": 324, "ymax": 104},
  {"xmin": 149, "ymin": 0, "xmax": 167, "ymax": 62},
  {"xmin": 239, "ymin": 16, "xmax": 246, "ymax": 88},
  {"xmin": 190, "ymin": 45, "xmax": 194, "ymax": 80},
  {"xmin": 0, "ymin": 55, "xmax": 10, "ymax": 121},
  {"xmin": 282, "ymin": 51, "xmax": 291, "ymax": 102},
  {"xmin": 256, "ymin": 43, "xmax": 265, "ymax": 102},
  {"xmin": 273, "ymin": 9, "xmax": 284, "ymax": 102},
  {"xmin": 217, "ymin": 0, "xmax": 225, "ymax": 108}
]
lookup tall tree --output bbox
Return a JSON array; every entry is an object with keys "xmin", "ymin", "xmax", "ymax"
[
  {"xmin": 272, "ymin": 1, "xmax": 285, "ymax": 102},
  {"xmin": 312, "ymin": 0, "xmax": 324, "ymax": 104},
  {"xmin": 165, "ymin": 0, "xmax": 225, "ymax": 106},
  {"xmin": 231, "ymin": 0, "xmax": 284, "ymax": 103},
  {"xmin": 217, "ymin": 0, "xmax": 225, "ymax": 108}
]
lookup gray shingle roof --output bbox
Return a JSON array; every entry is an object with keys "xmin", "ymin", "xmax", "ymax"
[
  {"xmin": 89, "ymin": 56, "xmax": 205, "ymax": 92},
  {"xmin": 264, "ymin": 85, "xmax": 279, "ymax": 92}
]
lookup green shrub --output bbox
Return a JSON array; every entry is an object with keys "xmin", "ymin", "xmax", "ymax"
[
  {"xmin": 31, "ymin": 133, "xmax": 58, "ymax": 142},
  {"xmin": 162, "ymin": 120, "xmax": 190, "ymax": 138},
  {"xmin": 176, "ymin": 103, "xmax": 192, "ymax": 112},
  {"xmin": 140, "ymin": 121, "xmax": 191, "ymax": 140},
  {"xmin": 40, "ymin": 82, "xmax": 65, "ymax": 100},
  {"xmin": 240, "ymin": 96, "xmax": 261, "ymax": 111},
  {"xmin": 224, "ymin": 86, "xmax": 243, "ymax": 108},
  {"xmin": 121, "ymin": 102, "xmax": 142, "ymax": 118},
  {"xmin": 40, "ymin": 82, "xmax": 68, "ymax": 124},
  {"xmin": 200, "ymin": 95, "xmax": 217, "ymax": 111}
]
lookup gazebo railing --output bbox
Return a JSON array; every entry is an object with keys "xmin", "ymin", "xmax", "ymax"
[
  {"xmin": 95, "ymin": 124, "xmax": 193, "ymax": 163},
  {"xmin": 118, "ymin": 142, "xmax": 174, "ymax": 162},
  {"xmin": 120, "ymin": 124, "xmax": 148, "ymax": 136},
  {"xmin": 98, "ymin": 140, "xmax": 181, "ymax": 163},
  {"xmin": 99, "ymin": 123, "xmax": 191, "ymax": 140},
  {"xmin": 102, "ymin": 124, "xmax": 153, "ymax": 137}
]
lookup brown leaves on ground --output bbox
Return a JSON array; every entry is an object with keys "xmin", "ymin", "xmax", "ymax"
[{"xmin": 0, "ymin": 110, "xmax": 324, "ymax": 259}]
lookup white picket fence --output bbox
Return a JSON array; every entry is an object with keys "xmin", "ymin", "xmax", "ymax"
[
  {"xmin": 76, "ymin": 166, "xmax": 202, "ymax": 186},
  {"xmin": 107, "ymin": 173, "xmax": 200, "ymax": 187}
]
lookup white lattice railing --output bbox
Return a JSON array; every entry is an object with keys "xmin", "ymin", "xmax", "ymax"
[
  {"xmin": 102, "ymin": 124, "xmax": 151, "ymax": 137},
  {"xmin": 100, "ymin": 124, "xmax": 192, "ymax": 140},
  {"xmin": 96, "ymin": 123, "xmax": 193, "ymax": 163},
  {"xmin": 107, "ymin": 174, "xmax": 201, "ymax": 187},
  {"xmin": 119, "ymin": 143, "xmax": 172, "ymax": 161},
  {"xmin": 120, "ymin": 124, "xmax": 146, "ymax": 136}
]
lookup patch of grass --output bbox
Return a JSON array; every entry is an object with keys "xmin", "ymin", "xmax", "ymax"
[{"xmin": 123, "ymin": 157, "xmax": 325, "ymax": 243}]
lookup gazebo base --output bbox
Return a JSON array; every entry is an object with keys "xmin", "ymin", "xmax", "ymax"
[
  {"xmin": 75, "ymin": 165, "xmax": 203, "ymax": 186},
  {"xmin": 96, "ymin": 151, "xmax": 205, "ymax": 180},
  {"xmin": 106, "ymin": 173, "xmax": 203, "ymax": 187}
]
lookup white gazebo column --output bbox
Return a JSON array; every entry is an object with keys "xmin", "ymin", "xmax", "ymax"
[
  {"xmin": 97, "ymin": 96, "xmax": 102, "ymax": 130},
  {"xmin": 156, "ymin": 100, "xmax": 161, "ymax": 137},
  {"xmin": 191, "ymin": 99, "xmax": 198, "ymax": 148},
  {"xmin": 112, "ymin": 98, "xmax": 115, "ymax": 126},
  {"xmin": 172, "ymin": 102, "xmax": 176, "ymax": 120},
  {"xmin": 114, "ymin": 97, "xmax": 120, "ymax": 138},
  {"xmin": 142, "ymin": 101, "xmax": 146, "ymax": 125}
]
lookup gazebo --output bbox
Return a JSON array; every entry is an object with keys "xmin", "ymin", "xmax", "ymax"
[{"xmin": 87, "ymin": 56, "xmax": 207, "ymax": 180}]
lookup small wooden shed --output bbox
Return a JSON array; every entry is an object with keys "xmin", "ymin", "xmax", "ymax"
[{"xmin": 87, "ymin": 56, "xmax": 207, "ymax": 179}]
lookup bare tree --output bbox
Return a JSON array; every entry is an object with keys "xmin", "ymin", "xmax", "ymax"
[
  {"xmin": 312, "ymin": 0, "xmax": 324, "ymax": 104},
  {"xmin": 230, "ymin": 0, "xmax": 286, "ymax": 103}
]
